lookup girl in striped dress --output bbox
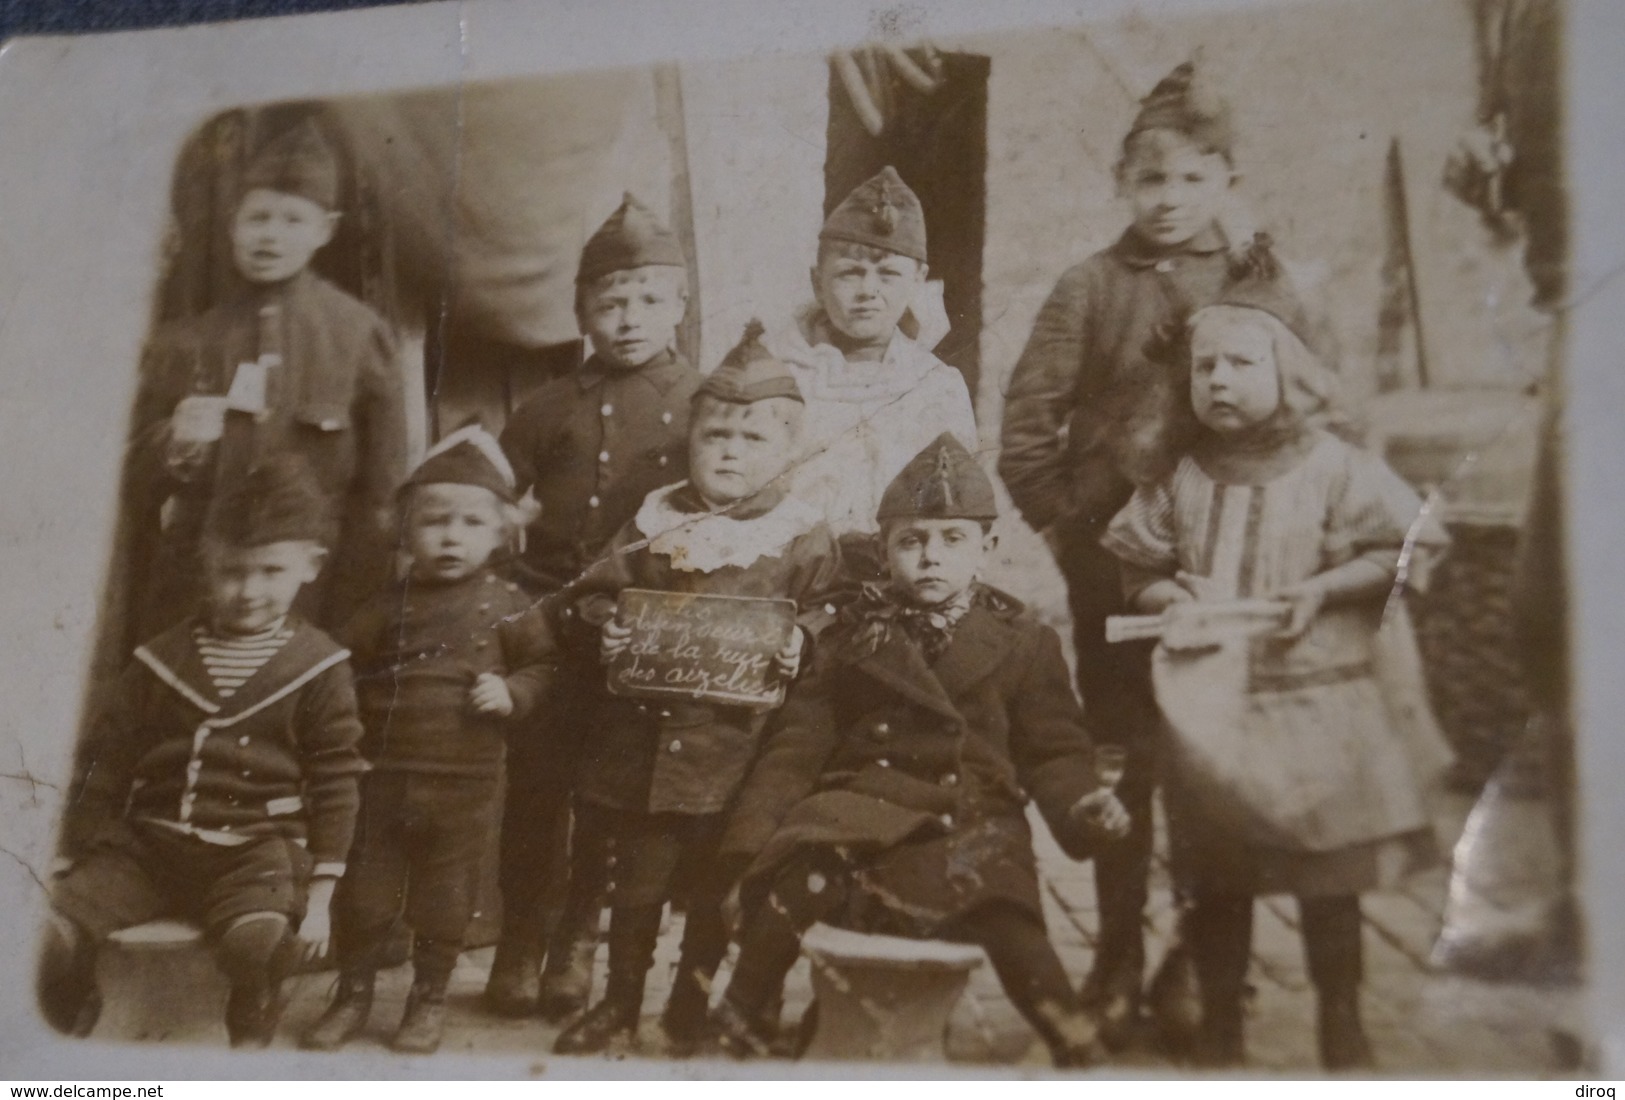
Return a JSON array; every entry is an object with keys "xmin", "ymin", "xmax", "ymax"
[{"xmin": 1102, "ymin": 278, "xmax": 1446, "ymax": 1071}]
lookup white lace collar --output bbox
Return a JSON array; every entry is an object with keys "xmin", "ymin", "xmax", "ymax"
[{"xmin": 633, "ymin": 482, "xmax": 824, "ymax": 573}]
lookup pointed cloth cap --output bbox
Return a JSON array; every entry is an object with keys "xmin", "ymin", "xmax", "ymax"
[
  {"xmin": 241, "ymin": 118, "xmax": 341, "ymax": 210},
  {"xmin": 404, "ymin": 424, "xmax": 519, "ymax": 503},
  {"xmin": 577, "ymin": 192, "xmax": 687, "ymax": 285},
  {"xmin": 1206, "ymin": 273, "xmax": 1316, "ymax": 349},
  {"xmin": 877, "ymin": 433, "xmax": 998, "ymax": 523},
  {"xmin": 820, "ymin": 166, "xmax": 928, "ymax": 264},
  {"xmin": 697, "ymin": 319, "xmax": 803, "ymax": 405},
  {"xmin": 1127, "ymin": 59, "xmax": 1234, "ymax": 159},
  {"xmin": 204, "ymin": 454, "xmax": 333, "ymax": 548}
]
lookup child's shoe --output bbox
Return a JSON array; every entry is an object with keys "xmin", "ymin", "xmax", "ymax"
[
  {"xmin": 710, "ymin": 998, "xmax": 775, "ymax": 1059},
  {"xmin": 392, "ymin": 980, "xmax": 448, "ymax": 1055},
  {"xmin": 301, "ymin": 971, "xmax": 375, "ymax": 1051},
  {"xmin": 554, "ymin": 993, "xmax": 640, "ymax": 1054},
  {"xmin": 226, "ymin": 979, "xmax": 289, "ymax": 1049},
  {"xmin": 536, "ymin": 933, "xmax": 597, "ymax": 1023}
]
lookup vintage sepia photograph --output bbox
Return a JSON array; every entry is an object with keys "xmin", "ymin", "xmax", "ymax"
[{"xmin": 0, "ymin": 0, "xmax": 1612, "ymax": 1081}]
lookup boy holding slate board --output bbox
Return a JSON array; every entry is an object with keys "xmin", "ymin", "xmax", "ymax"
[{"xmin": 531, "ymin": 320, "xmax": 841, "ymax": 1056}]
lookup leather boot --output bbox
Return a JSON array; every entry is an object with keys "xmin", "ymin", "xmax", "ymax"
[
  {"xmin": 537, "ymin": 922, "xmax": 600, "ymax": 1023},
  {"xmin": 1300, "ymin": 895, "xmax": 1373, "ymax": 1072},
  {"xmin": 660, "ymin": 964, "xmax": 713, "ymax": 1055},
  {"xmin": 301, "ymin": 971, "xmax": 376, "ymax": 1051},
  {"xmin": 392, "ymin": 979, "xmax": 449, "ymax": 1055},
  {"xmin": 1317, "ymin": 992, "xmax": 1375, "ymax": 1071},
  {"xmin": 553, "ymin": 906, "xmax": 661, "ymax": 1055},
  {"xmin": 483, "ymin": 933, "xmax": 545, "ymax": 1017}
]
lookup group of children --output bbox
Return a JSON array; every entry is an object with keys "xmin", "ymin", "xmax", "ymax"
[{"xmin": 41, "ymin": 57, "xmax": 1447, "ymax": 1074}]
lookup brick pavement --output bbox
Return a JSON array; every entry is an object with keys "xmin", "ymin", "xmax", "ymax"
[{"xmin": 272, "ymin": 788, "xmax": 1579, "ymax": 1075}]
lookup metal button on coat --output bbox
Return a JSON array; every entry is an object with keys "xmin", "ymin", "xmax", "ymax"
[
  {"xmin": 661, "ymin": 411, "xmax": 672, "ymax": 424},
  {"xmin": 658, "ymin": 455, "xmax": 669, "ymax": 467},
  {"xmin": 877, "ymin": 758, "xmax": 890, "ymax": 768},
  {"xmin": 589, "ymin": 495, "xmax": 601, "ymax": 508},
  {"xmin": 940, "ymin": 814, "xmax": 955, "ymax": 828},
  {"xmin": 669, "ymin": 740, "xmax": 682, "ymax": 753},
  {"xmin": 599, "ymin": 451, "xmax": 610, "ymax": 463},
  {"xmin": 601, "ymin": 403, "xmax": 614, "ymax": 417},
  {"xmin": 941, "ymin": 773, "xmax": 959, "ymax": 787},
  {"xmin": 874, "ymin": 722, "xmax": 890, "ymax": 737},
  {"xmin": 238, "ymin": 736, "xmax": 250, "ymax": 746}
]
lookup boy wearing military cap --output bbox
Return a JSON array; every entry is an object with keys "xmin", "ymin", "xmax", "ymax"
[
  {"xmin": 710, "ymin": 434, "xmax": 1128, "ymax": 1069},
  {"xmin": 44, "ymin": 455, "xmax": 366, "ymax": 1048},
  {"xmin": 128, "ymin": 117, "xmax": 408, "ymax": 641},
  {"xmin": 301, "ymin": 427, "xmax": 549, "ymax": 1055},
  {"xmin": 525, "ymin": 322, "xmax": 840, "ymax": 1056},
  {"xmin": 487, "ymin": 193, "xmax": 703, "ymax": 1017},
  {"xmin": 765, "ymin": 166, "xmax": 977, "ymax": 544},
  {"xmin": 998, "ymin": 58, "xmax": 1335, "ymax": 1043}
]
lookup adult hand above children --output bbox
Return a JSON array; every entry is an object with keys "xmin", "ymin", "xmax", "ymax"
[
  {"xmin": 599, "ymin": 619, "xmax": 632, "ymax": 663},
  {"xmin": 774, "ymin": 626, "xmax": 806, "ymax": 681},
  {"xmin": 469, "ymin": 671, "xmax": 515, "ymax": 717},
  {"xmin": 298, "ymin": 877, "xmax": 337, "ymax": 962},
  {"xmin": 1070, "ymin": 788, "xmax": 1132, "ymax": 841}
]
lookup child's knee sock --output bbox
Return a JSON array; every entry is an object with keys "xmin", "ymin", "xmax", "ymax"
[
  {"xmin": 1298, "ymin": 895, "xmax": 1363, "ymax": 996},
  {"xmin": 723, "ymin": 857, "xmax": 848, "ymax": 1016},
  {"xmin": 412, "ymin": 938, "xmax": 462, "ymax": 994},
  {"xmin": 217, "ymin": 912, "xmax": 291, "ymax": 989}
]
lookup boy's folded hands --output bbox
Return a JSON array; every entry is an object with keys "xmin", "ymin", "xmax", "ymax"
[
  {"xmin": 774, "ymin": 626, "xmax": 806, "ymax": 681},
  {"xmin": 468, "ymin": 671, "xmax": 515, "ymax": 717}
]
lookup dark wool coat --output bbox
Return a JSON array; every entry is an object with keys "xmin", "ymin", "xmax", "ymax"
[
  {"xmin": 535, "ymin": 484, "xmax": 842, "ymax": 819},
  {"xmin": 499, "ymin": 350, "xmax": 701, "ymax": 592},
  {"xmin": 67, "ymin": 617, "xmax": 366, "ymax": 870},
  {"xmin": 127, "ymin": 271, "xmax": 408, "ymax": 634},
  {"xmin": 339, "ymin": 569, "xmax": 548, "ymax": 780},
  {"xmin": 998, "ymin": 227, "xmax": 1330, "ymax": 541},
  {"xmin": 719, "ymin": 586, "xmax": 1102, "ymax": 929}
]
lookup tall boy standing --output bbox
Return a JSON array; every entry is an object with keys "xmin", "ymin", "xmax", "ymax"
[
  {"xmin": 489, "ymin": 194, "xmax": 701, "ymax": 1016},
  {"xmin": 128, "ymin": 118, "xmax": 408, "ymax": 637},
  {"xmin": 998, "ymin": 60, "xmax": 1326, "ymax": 1045}
]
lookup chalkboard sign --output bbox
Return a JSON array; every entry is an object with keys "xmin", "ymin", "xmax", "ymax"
[{"xmin": 605, "ymin": 588, "xmax": 798, "ymax": 708}]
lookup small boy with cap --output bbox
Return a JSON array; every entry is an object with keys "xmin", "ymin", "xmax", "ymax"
[
  {"xmin": 709, "ymin": 434, "xmax": 1128, "ymax": 1069},
  {"xmin": 530, "ymin": 322, "xmax": 840, "ymax": 1056},
  {"xmin": 998, "ymin": 59, "xmax": 1334, "ymax": 1044},
  {"xmin": 765, "ymin": 166, "xmax": 978, "ymax": 549},
  {"xmin": 128, "ymin": 117, "xmax": 408, "ymax": 638},
  {"xmin": 301, "ymin": 427, "xmax": 548, "ymax": 1055},
  {"xmin": 488, "ymin": 193, "xmax": 702, "ymax": 1017},
  {"xmin": 44, "ymin": 455, "xmax": 366, "ymax": 1047}
]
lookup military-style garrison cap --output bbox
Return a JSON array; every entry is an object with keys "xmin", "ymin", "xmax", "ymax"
[
  {"xmin": 696, "ymin": 319, "xmax": 803, "ymax": 406},
  {"xmin": 204, "ymin": 454, "xmax": 333, "ymax": 548},
  {"xmin": 1127, "ymin": 59, "xmax": 1234, "ymax": 160},
  {"xmin": 403, "ymin": 425, "xmax": 519, "ymax": 504},
  {"xmin": 820, "ymin": 166, "xmax": 928, "ymax": 264},
  {"xmin": 241, "ymin": 117, "xmax": 341, "ymax": 210},
  {"xmin": 577, "ymin": 192, "xmax": 688, "ymax": 286},
  {"xmin": 877, "ymin": 433, "xmax": 998, "ymax": 524}
]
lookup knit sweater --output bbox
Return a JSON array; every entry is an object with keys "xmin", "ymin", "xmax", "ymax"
[{"xmin": 339, "ymin": 569, "xmax": 547, "ymax": 779}]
